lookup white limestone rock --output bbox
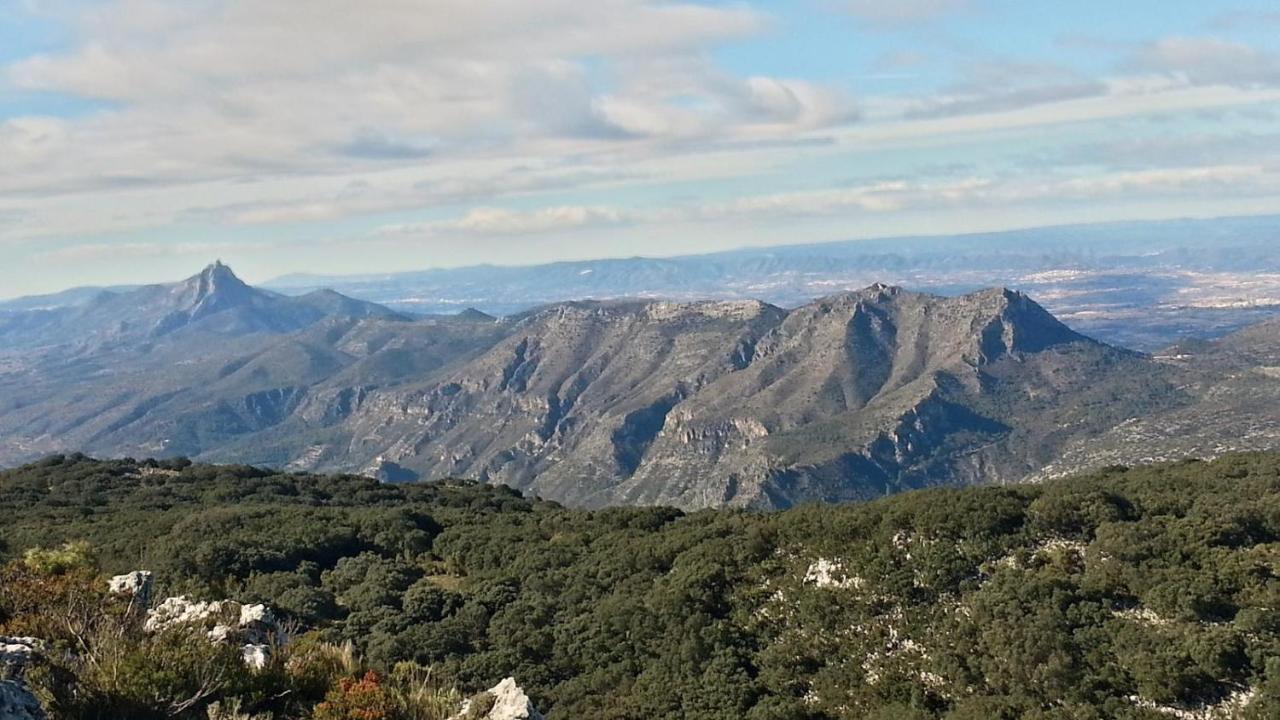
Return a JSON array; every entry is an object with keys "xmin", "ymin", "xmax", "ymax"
[
  {"xmin": 451, "ymin": 677, "xmax": 543, "ymax": 720},
  {"xmin": 145, "ymin": 596, "xmax": 286, "ymax": 668},
  {"xmin": 241, "ymin": 644, "xmax": 270, "ymax": 670},
  {"xmin": 145, "ymin": 596, "xmax": 235, "ymax": 633},
  {"xmin": 0, "ymin": 640, "xmax": 45, "ymax": 720},
  {"xmin": 803, "ymin": 558, "xmax": 864, "ymax": 590},
  {"xmin": 237, "ymin": 604, "xmax": 280, "ymax": 645},
  {"xmin": 107, "ymin": 571, "xmax": 154, "ymax": 605},
  {"xmin": 0, "ymin": 639, "xmax": 39, "ymax": 670}
]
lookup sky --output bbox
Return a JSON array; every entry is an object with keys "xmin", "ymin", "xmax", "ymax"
[{"xmin": 2, "ymin": 0, "xmax": 1280, "ymax": 297}]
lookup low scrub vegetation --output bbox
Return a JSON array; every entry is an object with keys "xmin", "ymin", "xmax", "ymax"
[{"xmin": 3, "ymin": 453, "xmax": 1280, "ymax": 718}]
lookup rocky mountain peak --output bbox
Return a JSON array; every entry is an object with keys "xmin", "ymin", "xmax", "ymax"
[
  {"xmin": 958, "ymin": 287, "xmax": 1087, "ymax": 360},
  {"xmin": 188, "ymin": 260, "xmax": 250, "ymax": 298},
  {"xmin": 155, "ymin": 261, "xmax": 261, "ymax": 327}
]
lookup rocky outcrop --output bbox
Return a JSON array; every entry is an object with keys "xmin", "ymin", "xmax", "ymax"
[
  {"xmin": 108, "ymin": 570, "xmax": 154, "ymax": 606},
  {"xmin": 0, "ymin": 639, "xmax": 39, "ymax": 670},
  {"xmin": 144, "ymin": 596, "xmax": 285, "ymax": 668},
  {"xmin": 451, "ymin": 678, "xmax": 543, "ymax": 720},
  {"xmin": 0, "ymin": 637, "xmax": 46, "ymax": 720}
]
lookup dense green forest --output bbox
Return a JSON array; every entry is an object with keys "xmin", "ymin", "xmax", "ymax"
[{"xmin": 4, "ymin": 453, "xmax": 1280, "ymax": 718}]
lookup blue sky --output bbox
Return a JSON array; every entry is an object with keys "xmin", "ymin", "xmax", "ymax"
[{"xmin": 2, "ymin": 0, "xmax": 1279, "ymax": 297}]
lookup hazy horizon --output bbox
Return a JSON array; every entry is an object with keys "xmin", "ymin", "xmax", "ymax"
[{"xmin": 0, "ymin": 211, "xmax": 1275, "ymax": 301}]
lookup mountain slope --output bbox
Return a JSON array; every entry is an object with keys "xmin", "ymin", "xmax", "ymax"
[
  {"xmin": 280, "ymin": 286, "xmax": 1179, "ymax": 509},
  {"xmin": 1034, "ymin": 317, "xmax": 1280, "ymax": 480}
]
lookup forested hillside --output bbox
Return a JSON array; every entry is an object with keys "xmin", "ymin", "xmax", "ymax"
[{"xmin": 3, "ymin": 454, "xmax": 1280, "ymax": 718}]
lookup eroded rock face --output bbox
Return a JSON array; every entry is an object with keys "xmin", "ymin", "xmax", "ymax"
[{"xmin": 451, "ymin": 677, "xmax": 543, "ymax": 720}]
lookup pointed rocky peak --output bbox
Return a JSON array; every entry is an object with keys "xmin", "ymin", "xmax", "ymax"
[
  {"xmin": 982, "ymin": 288, "xmax": 1071, "ymax": 332},
  {"xmin": 196, "ymin": 260, "xmax": 250, "ymax": 294},
  {"xmin": 177, "ymin": 260, "xmax": 252, "ymax": 299},
  {"xmin": 172, "ymin": 261, "xmax": 257, "ymax": 315}
]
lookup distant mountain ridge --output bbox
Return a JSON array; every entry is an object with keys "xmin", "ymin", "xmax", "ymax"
[
  {"xmin": 0, "ymin": 261, "xmax": 405, "ymax": 352},
  {"xmin": 0, "ymin": 263, "xmax": 1216, "ymax": 510},
  {"xmin": 256, "ymin": 214, "xmax": 1280, "ymax": 350},
  {"xmin": 8, "ymin": 215, "xmax": 1280, "ymax": 351}
]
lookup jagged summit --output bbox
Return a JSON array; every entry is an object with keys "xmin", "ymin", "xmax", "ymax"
[{"xmin": 169, "ymin": 261, "xmax": 258, "ymax": 321}]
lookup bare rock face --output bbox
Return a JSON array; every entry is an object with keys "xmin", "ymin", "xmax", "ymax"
[
  {"xmin": 451, "ymin": 677, "xmax": 543, "ymax": 720},
  {"xmin": 108, "ymin": 570, "xmax": 154, "ymax": 606}
]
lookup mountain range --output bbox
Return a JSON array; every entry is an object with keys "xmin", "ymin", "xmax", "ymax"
[
  {"xmin": 8, "ymin": 216, "xmax": 1280, "ymax": 353},
  {"xmin": 4, "ymin": 261, "xmax": 1278, "ymax": 509},
  {"xmin": 262, "ymin": 214, "xmax": 1280, "ymax": 351}
]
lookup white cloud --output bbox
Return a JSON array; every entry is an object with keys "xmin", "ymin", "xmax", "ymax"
[
  {"xmin": 1129, "ymin": 37, "xmax": 1280, "ymax": 88},
  {"xmin": 452, "ymin": 206, "xmax": 630, "ymax": 234},
  {"xmin": 4, "ymin": 0, "xmax": 856, "ymax": 199},
  {"xmin": 1052, "ymin": 165, "xmax": 1273, "ymax": 199},
  {"xmin": 412, "ymin": 165, "xmax": 1280, "ymax": 236}
]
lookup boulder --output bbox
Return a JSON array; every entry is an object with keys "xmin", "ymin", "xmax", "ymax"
[
  {"xmin": 0, "ymin": 681, "xmax": 45, "ymax": 720},
  {"xmin": 237, "ymin": 604, "xmax": 280, "ymax": 645},
  {"xmin": 107, "ymin": 571, "xmax": 154, "ymax": 605},
  {"xmin": 452, "ymin": 678, "xmax": 543, "ymax": 720},
  {"xmin": 241, "ymin": 645, "xmax": 270, "ymax": 670}
]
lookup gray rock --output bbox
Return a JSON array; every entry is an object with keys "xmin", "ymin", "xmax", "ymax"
[{"xmin": 0, "ymin": 680, "xmax": 46, "ymax": 720}]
